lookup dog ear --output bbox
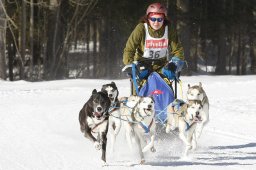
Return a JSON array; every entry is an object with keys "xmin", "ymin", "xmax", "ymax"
[
  {"xmin": 150, "ymin": 96, "xmax": 155, "ymax": 103},
  {"xmin": 101, "ymin": 85, "xmax": 107, "ymax": 90},
  {"xmin": 111, "ymin": 82, "xmax": 116, "ymax": 86},
  {"xmin": 199, "ymin": 82, "xmax": 202, "ymax": 88},
  {"xmin": 92, "ymin": 89, "xmax": 97, "ymax": 95},
  {"xmin": 188, "ymin": 84, "xmax": 191, "ymax": 88},
  {"xmin": 101, "ymin": 90, "xmax": 108, "ymax": 96}
]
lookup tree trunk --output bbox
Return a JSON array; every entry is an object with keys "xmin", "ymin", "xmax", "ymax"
[
  {"xmin": 29, "ymin": 0, "xmax": 34, "ymax": 80},
  {"xmin": 193, "ymin": 27, "xmax": 200, "ymax": 72},
  {"xmin": 177, "ymin": 0, "xmax": 190, "ymax": 75},
  {"xmin": 7, "ymin": 29, "xmax": 15, "ymax": 81},
  {"xmin": 19, "ymin": 0, "xmax": 26, "ymax": 79},
  {"xmin": 0, "ymin": 0, "xmax": 6, "ymax": 80},
  {"xmin": 228, "ymin": 32, "xmax": 235, "ymax": 74},
  {"xmin": 215, "ymin": 1, "xmax": 227, "ymax": 75},
  {"xmin": 215, "ymin": 23, "xmax": 227, "ymax": 74},
  {"xmin": 86, "ymin": 19, "xmax": 90, "ymax": 78},
  {"xmin": 250, "ymin": 34, "xmax": 256, "ymax": 74},
  {"xmin": 34, "ymin": 3, "xmax": 42, "ymax": 80},
  {"xmin": 45, "ymin": 1, "xmax": 59, "ymax": 79},
  {"xmin": 106, "ymin": 8, "xmax": 111, "ymax": 78},
  {"xmin": 241, "ymin": 34, "xmax": 246, "ymax": 75},
  {"xmin": 236, "ymin": 28, "xmax": 241, "ymax": 75},
  {"xmin": 92, "ymin": 19, "xmax": 97, "ymax": 78},
  {"xmin": 45, "ymin": 0, "xmax": 63, "ymax": 79},
  {"xmin": 249, "ymin": 0, "xmax": 256, "ymax": 74}
]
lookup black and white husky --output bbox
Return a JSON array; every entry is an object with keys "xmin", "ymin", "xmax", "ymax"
[
  {"xmin": 101, "ymin": 82, "xmax": 122, "ymax": 153},
  {"xmin": 78, "ymin": 89, "xmax": 111, "ymax": 164},
  {"xmin": 187, "ymin": 82, "xmax": 209, "ymax": 139}
]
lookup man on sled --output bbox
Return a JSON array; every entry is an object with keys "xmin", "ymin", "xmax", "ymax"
[{"xmin": 122, "ymin": 2, "xmax": 185, "ymax": 125}]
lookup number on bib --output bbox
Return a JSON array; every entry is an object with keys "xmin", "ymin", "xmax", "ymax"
[{"xmin": 149, "ymin": 50, "xmax": 160, "ymax": 59}]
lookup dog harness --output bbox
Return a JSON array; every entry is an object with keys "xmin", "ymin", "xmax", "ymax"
[
  {"xmin": 170, "ymin": 99, "xmax": 197, "ymax": 131},
  {"xmin": 91, "ymin": 111, "xmax": 108, "ymax": 133},
  {"xmin": 139, "ymin": 119, "xmax": 154, "ymax": 133},
  {"xmin": 108, "ymin": 102, "xmax": 120, "ymax": 113},
  {"xmin": 143, "ymin": 23, "xmax": 168, "ymax": 59},
  {"xmin": 183, "ymin": 117, "xmax": 196, "ymax": 131}
]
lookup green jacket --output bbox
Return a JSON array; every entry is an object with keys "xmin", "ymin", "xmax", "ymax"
[{"xmin": 123, "ymin": 23, "xmax": 184, "ymax": 71}]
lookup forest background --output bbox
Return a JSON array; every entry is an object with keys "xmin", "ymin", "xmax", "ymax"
[{"xmin": 0, "ymin": 0, "xmax": 255, "ymax": 81}]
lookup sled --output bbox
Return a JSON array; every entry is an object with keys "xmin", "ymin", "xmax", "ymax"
[{"xmin": 122, "ymin": 60, "xmax": 179, "ymax": 125}]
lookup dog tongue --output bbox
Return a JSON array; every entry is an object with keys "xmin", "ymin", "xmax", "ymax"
[
  {"xmin": 194, "ymin": 116, "xmax": 201, "ymax": 122},
  {"xmin": 93, "ymin": 112, "xmax": 101, "ymax": 117}
]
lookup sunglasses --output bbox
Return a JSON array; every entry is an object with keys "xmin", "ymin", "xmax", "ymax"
[{"xmin": 149, "ymin": 17, "xmax": 164, "ymax": 22}]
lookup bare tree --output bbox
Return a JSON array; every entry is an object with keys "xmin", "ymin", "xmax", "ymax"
[
  {"xmin": 215, "ymin": 2, "xmax": 227, "ymax": 75},
  {"xmin": 44, "ymin": 0, "xmax": 98, "ymax": 79},
  {"xmin": 0, "ymin": 0, "xmax": 6, "ymax": 80},
  {"xmin": 18, "ymin": 0, "xmax": 27, "ymax": 79},
  {"xmin": 29, "ymin": 0, "xmax": 34, "ymax": 80}
]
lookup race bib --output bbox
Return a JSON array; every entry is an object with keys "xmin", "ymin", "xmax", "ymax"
[{"xmin": 143, "ymin": 24, "xmax": 169, "ymax": 59}]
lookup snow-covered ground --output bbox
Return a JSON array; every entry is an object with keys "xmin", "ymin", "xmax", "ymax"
[{"xmin": 0, "ymin": 76, "xmax": 255, "ymax": 170}]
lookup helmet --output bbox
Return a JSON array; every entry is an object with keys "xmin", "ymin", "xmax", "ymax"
[{"xmin": 146, "ymin": 3, "xmax": 167, "ymax": 16}]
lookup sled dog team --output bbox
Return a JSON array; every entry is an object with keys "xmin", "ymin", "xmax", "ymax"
[{"xmin": 79, "ymin": 82, "xmax": 209, "ymax": 165}]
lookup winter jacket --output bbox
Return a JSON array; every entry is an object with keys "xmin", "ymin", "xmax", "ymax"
[{"xmin": 123, "ymin": 22, "xmax": 184, "ymax": 71}]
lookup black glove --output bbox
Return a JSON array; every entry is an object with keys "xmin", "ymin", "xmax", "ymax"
[
  {"xmin": 137, "ymin": 62, "xmax": 150, "ymax": 79},
  {"xmin": 165, "ymin": 62, "xmax": 177, "ymax": 72}
]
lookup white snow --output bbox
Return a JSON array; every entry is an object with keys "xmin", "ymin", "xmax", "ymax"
[{"xmin": 0, "ymin": 76, "xmax": 256, "ymax": 170}]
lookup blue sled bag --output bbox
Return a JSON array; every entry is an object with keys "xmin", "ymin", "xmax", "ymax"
[{"xmin": 138, "ymin": 72, "xmax": 175, "ymax": 124}]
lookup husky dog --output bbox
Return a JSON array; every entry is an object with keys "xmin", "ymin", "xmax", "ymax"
[
  {"xmin": 101, "ymin": 82, "xmax": 122, "ymax": 153},
  {"xmin": 79, "ymin": 89, "xmax": 111, "ymax": 164},
  {"xmin": 120, "ymin": 95, "xmax": 156, "ymax": 164},
  {"xmin": 187, "ymin": 82, "xmax": 209, "ymax": 139},
  {"xmin": 166, "ymin": 99, "xmax": 203, "ymax": 156}
]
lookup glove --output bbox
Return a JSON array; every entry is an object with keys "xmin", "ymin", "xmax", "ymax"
[
  {"xmin": 162, "ymin": 57, "xmax": 185, "ymax": 80},
  {"xmin": 133, "ymin": 61, "xmax": 150, "ymax": 79},
  {"xmin": 138, "ymin": 69, "xmax": 149, "ymax": 79},
  {"xmin": 162, "ymin": 67, "xmax": 176, "ymax": 80},
  {"xmin": 165, "ymin": 62, "xmax": 177, "ymax": 72},
  {"xmin": 169, "ymin": 56, "xmax": 185, "ymax": 73}
]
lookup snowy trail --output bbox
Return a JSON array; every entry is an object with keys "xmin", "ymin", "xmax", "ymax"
[{"xmin": 0, "ymin": 76, "xmax": 256, "ymax": 170}]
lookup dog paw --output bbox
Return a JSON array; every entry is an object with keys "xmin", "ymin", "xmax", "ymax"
[
  {"xmin": 165, "ymin": 125, "xmax": 171, "ymax": 133},
  {"xmin": 94, "ymin": 141, "xmax": 101, "ymax": 150},
  {"xmin": 191, "ymin": 146, "xmax": 197, "ymax": 151},
  {"xmin": 166, "ymin": 124, "xmax": 176, "ymax": 133},
  {"xmin": 101, "ymin": 161, "xmax": 108, "ymax": 167},
  {"xmin": 151, "ymin": 147, "xmax": 156, "ymax": 152},
  {"xmin": 142, "ymin": 142, "xmax": 154, "ymax": 153},
  {"xmin": 140, "ymin": 159, "xmax": 145, "ymax": 165},
  {"xmin": 186, "ymin": 145, "xmax": 192, "ymax": 150},
  {"xmin": 192, "ymin": 142, "xmax": 197, "ymax": 150}
]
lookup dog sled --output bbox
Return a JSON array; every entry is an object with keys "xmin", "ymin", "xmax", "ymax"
[{"xmin": 122, "ymin": 59, "xmax": 181, "ymax": 126}]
